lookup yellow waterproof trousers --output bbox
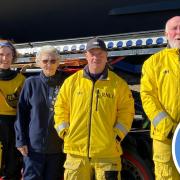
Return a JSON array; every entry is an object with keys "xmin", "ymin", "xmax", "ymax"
[
  {"xmin": 153, "ymin": 140, "xmax": 180, "ymax": 180},
  {"xmin": 64, "ymin": 154, "xmax": 121, "ymax": 180}
]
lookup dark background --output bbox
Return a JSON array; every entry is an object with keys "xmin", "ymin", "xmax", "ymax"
[{"xmin": 0, "ymin": 0, "xmax": 179, "ymax": 43}]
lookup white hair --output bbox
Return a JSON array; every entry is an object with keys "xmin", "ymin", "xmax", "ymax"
[{"xmin": 35, "ymin": 45, "xmax": 61, "ymax": 63}]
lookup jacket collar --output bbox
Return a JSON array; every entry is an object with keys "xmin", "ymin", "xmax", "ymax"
[
  {"xmin": 165, "ymin": 47, "xmax": 180, "ymax": 55},
  {"xmin": 0, "ymin": 68, "xmax": 17, "ymax": 80},
  {"xmin": 83, "ymin": 64, "xmax": 108, "ymax": 81},
  {"xmin": 40, "ymin": 70, "xmax": 63, "ymax": 87}
]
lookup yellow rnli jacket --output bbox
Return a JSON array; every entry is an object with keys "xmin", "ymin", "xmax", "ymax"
[
  {"xmin": 140, "ymin": 48, "xmax": 180, "ymax": 141},
  {"xmin": 54, "ymin": 66, "xmax": 134, "ymax": 158},
  {"xmin": 0, "ymin": 73, "xmax": 25, "ymax": 115}
]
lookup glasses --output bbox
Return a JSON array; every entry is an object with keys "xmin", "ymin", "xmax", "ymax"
[{"xmin": 41, "ymin": 59, "xmax": 57, "ymax": 64}]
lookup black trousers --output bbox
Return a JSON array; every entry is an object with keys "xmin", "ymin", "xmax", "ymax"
[{"xmin": 0, "ymin": 117, "xmax": 22, "ymax": 180}]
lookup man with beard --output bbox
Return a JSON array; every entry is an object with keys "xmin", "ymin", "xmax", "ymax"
[{"xmin": 140, "ymin": 16, "xmax": 180, "ymax": 180}]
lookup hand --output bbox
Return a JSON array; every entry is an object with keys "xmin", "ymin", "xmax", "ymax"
[{"xmin": 17, "ymin": 145, "xmax": 28, "ymax": 156}]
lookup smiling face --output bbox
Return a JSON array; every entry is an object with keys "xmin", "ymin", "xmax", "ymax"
[
  {"xmin": 165, "ymin": 16, "xmax": 180, "ymax": 48},
  {"xmin": 38, "ymin": 52, "xmax": 59, "ymax": 77},
  {"xmin": 0, "ymin": 46, "xmax": 13, "ymax": 69},
  {"xmin": 85, "ymin": 48, "xmax": 107, "ymax": 74}
]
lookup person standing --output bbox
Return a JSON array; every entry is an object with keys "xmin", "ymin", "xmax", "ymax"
[
  {"xmin": 54, "ymin": 37, "xmax": 134, "ymax": 180},
  {"xmin": 140, "ymin": 16, "xmax": 180, "ymax": 180},
  {"xmin": 0, "ymin": 39, "xmax": 25, "ymax": 180},
  {"xmin": 15, "ymin": 45, "xmax": 66, "ymax": 180}
]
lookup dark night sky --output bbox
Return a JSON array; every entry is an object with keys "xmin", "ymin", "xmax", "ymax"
[{"xmin": 0, "ymin": 0, "xmax": 179, "ymax": 43}]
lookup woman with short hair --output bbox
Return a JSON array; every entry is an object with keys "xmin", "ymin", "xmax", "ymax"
[{"xmin": 15, "ymin": 45, "xmax": 66, "ymax": 180}]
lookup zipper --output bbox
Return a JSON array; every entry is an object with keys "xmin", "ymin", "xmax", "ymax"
[
  {"xmin": 87, "ymin": 82, "xmax": 95, "ymax": 158},
  {"xmin": 96, "ymin": 89, "xmax": 99, "ymax": 111}
]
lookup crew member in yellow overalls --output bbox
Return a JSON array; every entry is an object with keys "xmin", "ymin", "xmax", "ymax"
[
  {"xmin": 141, "ymin": 16, "xmax": 180, "ymax": 180},
  {"xmin": 54, "ymin": 37, "xmax": 134, "ymax": 180}
]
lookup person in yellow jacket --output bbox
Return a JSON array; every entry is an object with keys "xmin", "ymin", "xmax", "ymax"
[
  {"xmin": 0, "ymin": 39, "xmax": 25, "ymax": 180},
  {"xmin": 54, "ymin": 37, "xmax": 134, "ymax": 180},
  {"xmin": 140, "ymin": 16, "xmax": 180, "ymax": 180}
]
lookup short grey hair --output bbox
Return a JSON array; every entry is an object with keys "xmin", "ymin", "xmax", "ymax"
[{"xmin": 35, "ymin": 45, "xmax": 61, "ymax": 63}]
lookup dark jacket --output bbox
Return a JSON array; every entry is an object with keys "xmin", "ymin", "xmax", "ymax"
[{"xmin": 15, "ymin": 70, "xmax": 66, "ymax": 153}]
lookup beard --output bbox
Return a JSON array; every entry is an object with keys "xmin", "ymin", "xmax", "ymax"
[{"xmin": 168, "ymin": 40, "xmax": 180, "ymax": 48}]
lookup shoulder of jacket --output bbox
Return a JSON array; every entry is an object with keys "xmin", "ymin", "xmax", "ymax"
[
  {"xmin": 17, "ymin": 72, "xmax": 26, "ymax": 80},
  {"xmin": 24, "ymin": 75, "xmax": 40, "ymax": 84},
  {"xmin": 64, "ymin": 70, "xmax": 83, "ymax": 82},
  {"xmin": 7, "ymin": 72, "xmax": 25, "ymax": 82},
  {"xmin": 144, "ymin": 48, "xmax": 167, "ymax": 67},
  {"xmin": 153, "ymin": 48, "xmax": 168, "ymax": 58}
]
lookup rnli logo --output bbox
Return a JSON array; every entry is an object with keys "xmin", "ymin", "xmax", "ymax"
[
  {"xmin": 99, "ymin": 92, "xmax": 114, "ymax": 99},
  {"xmin": 6, "ymin": 94, "xmax": 18, "ymax": 108},
  {"xmin": 6, "ymin": 87, "xmax": 21, "ymax": 108},
  {"xmin": 7, "ymin": 94, "xmax": 18, "ymax": 101}
]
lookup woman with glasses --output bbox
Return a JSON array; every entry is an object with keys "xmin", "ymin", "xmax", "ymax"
[{"xmin": 15, "ymin": 45, "xmax": 66, "ymax": 180}]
